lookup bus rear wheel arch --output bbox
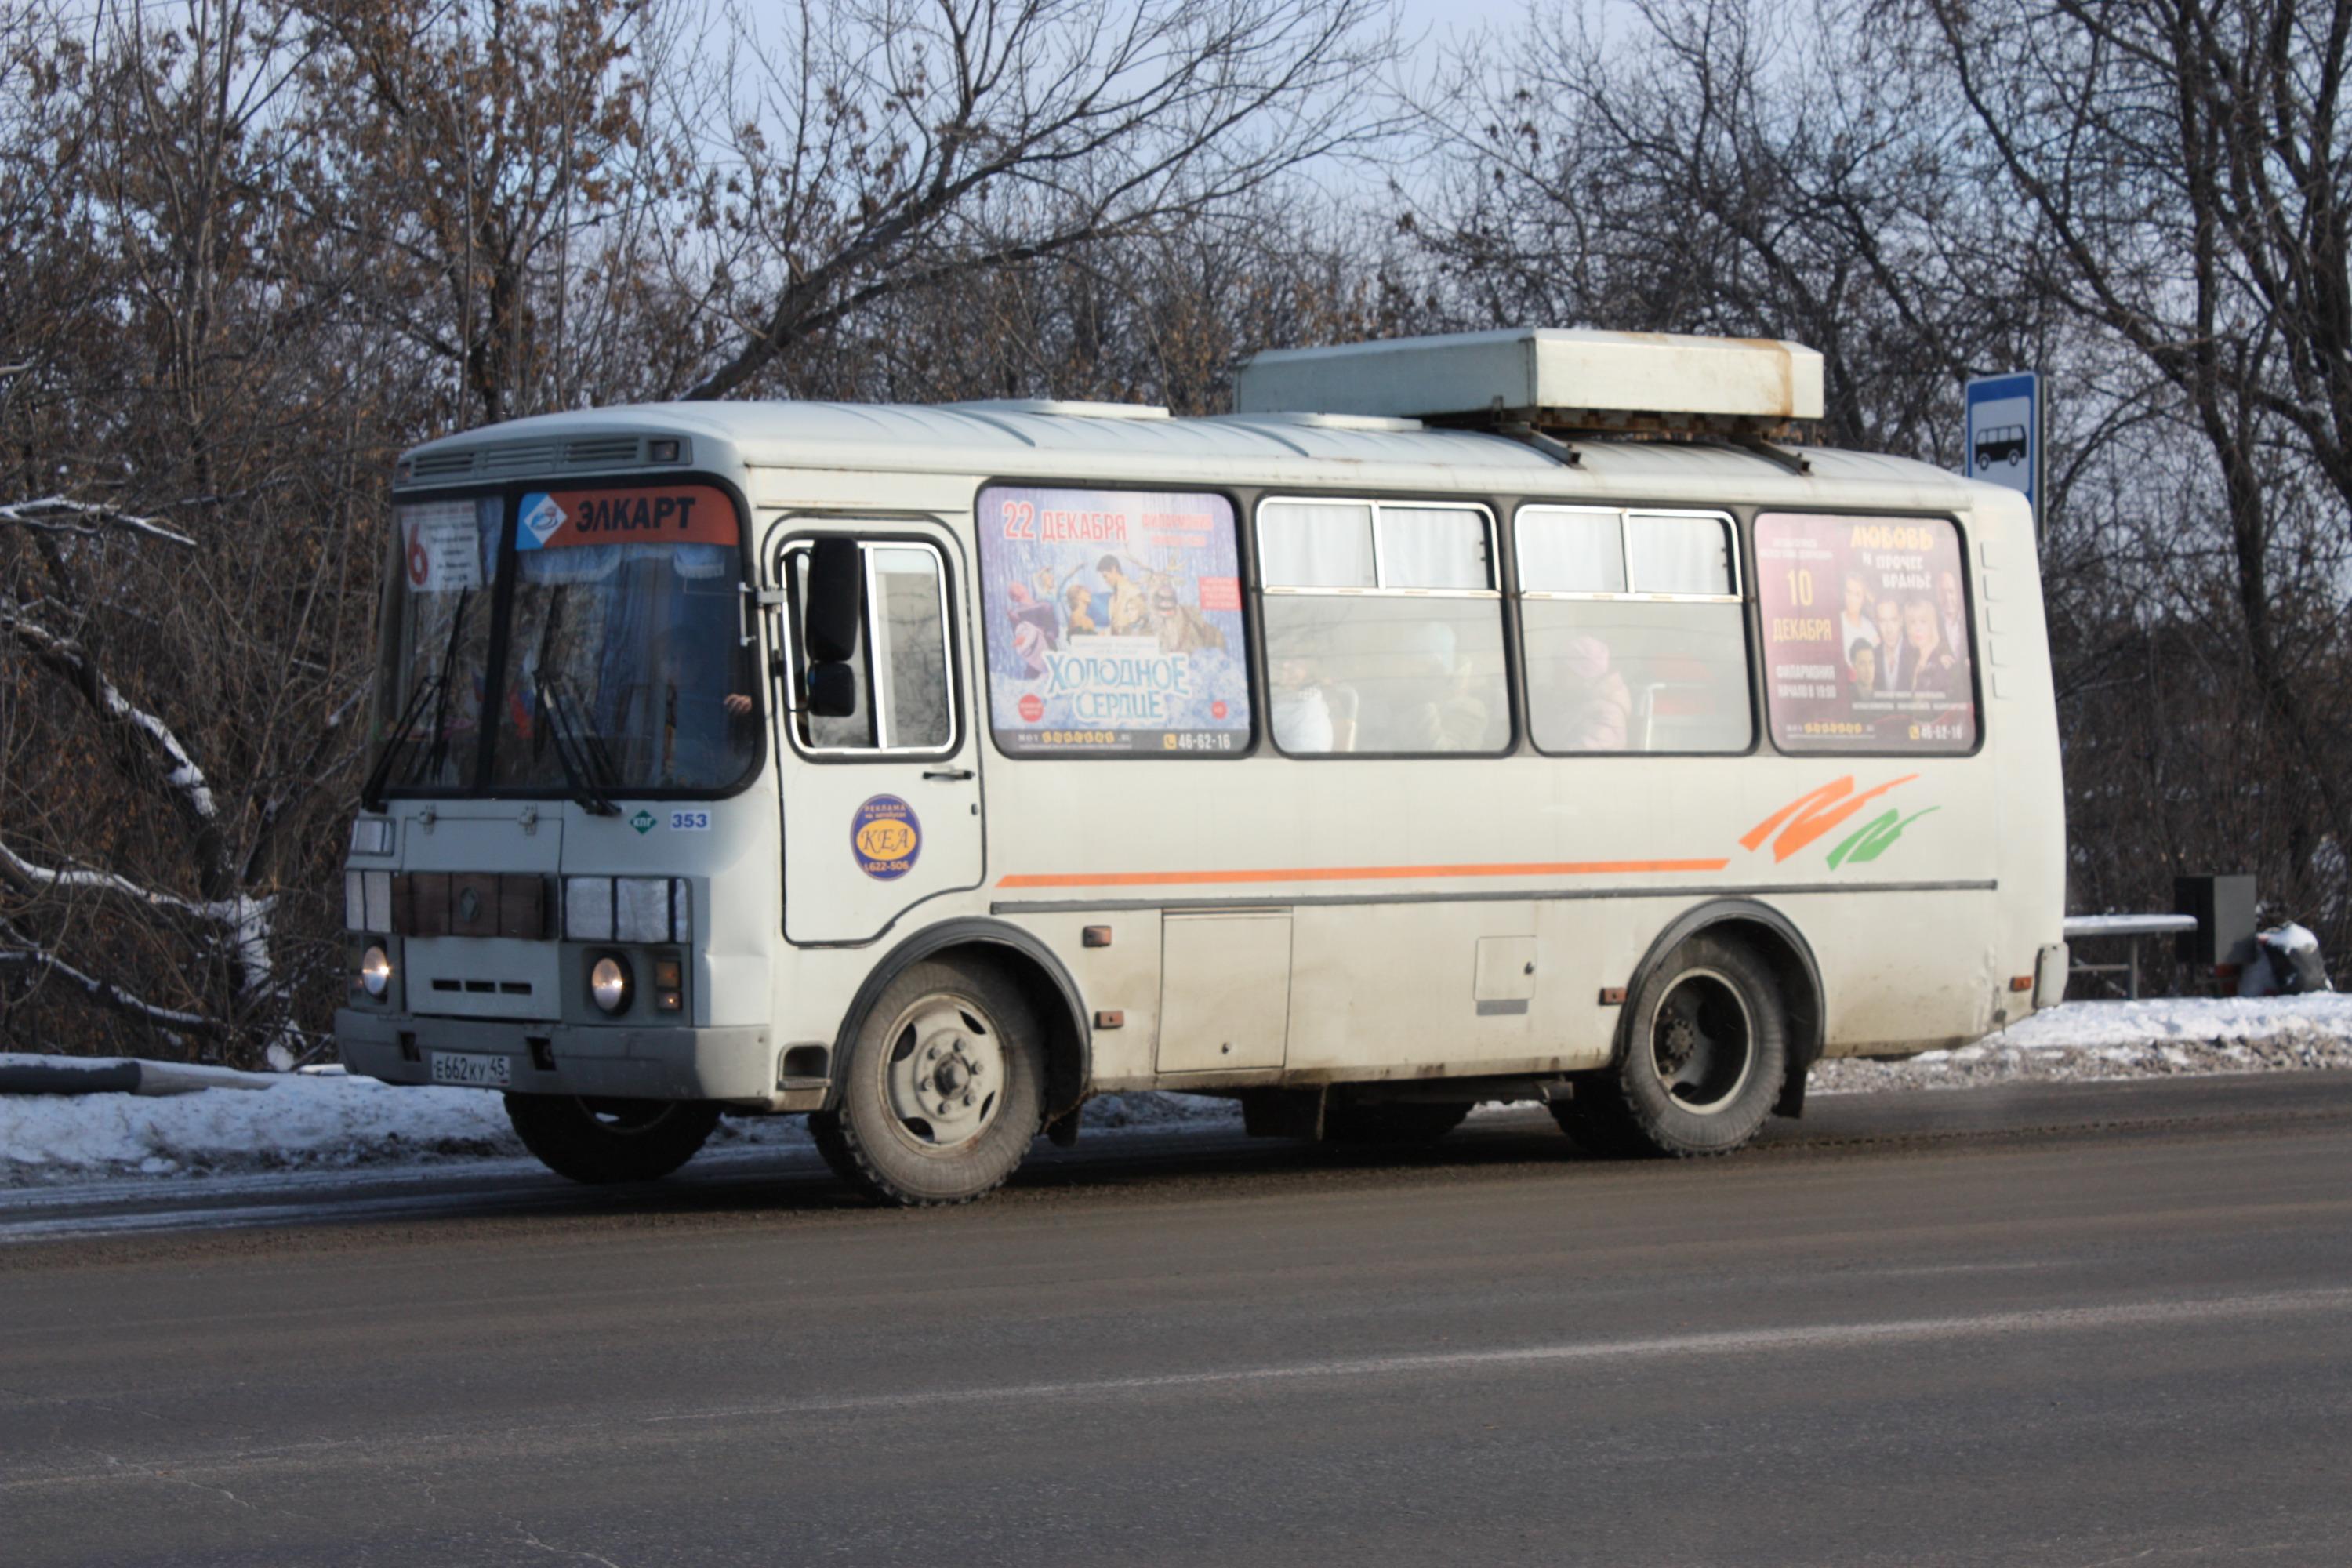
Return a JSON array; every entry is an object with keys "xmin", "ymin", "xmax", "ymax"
[
  {"xmin": 1555, "ymin": 931, "xmax": 1791, "ymax": 1159},
  {"xmin": 1619, "ymin": 903, "xmax": 1823, "ymax": 1117}
]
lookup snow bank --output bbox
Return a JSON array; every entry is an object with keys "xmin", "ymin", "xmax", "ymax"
[
  {"xmin": 2003, "ymin": 993, "xmax": 2352, "ymax": 1049},
  {"xmin": 0, "ymin": 1070, "xmax": 521, "ymax": 1182},
  {"xmin": 0, "ymin": 1065, "xmax": 1236, "ymax": 1188},
  {"xmin": 1812, "ymin": 993, "xmax": 2352, "ymax": 1094}
]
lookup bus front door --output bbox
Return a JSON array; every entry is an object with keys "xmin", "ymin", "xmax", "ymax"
[{"xmin": 770, "ymin": 525, "xmax": 983, "ymax": 945}]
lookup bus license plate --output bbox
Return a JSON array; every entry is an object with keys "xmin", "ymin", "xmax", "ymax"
[{"xmin": 430, "ymin": 1052, "xmax": 510, "ymax": 1088}]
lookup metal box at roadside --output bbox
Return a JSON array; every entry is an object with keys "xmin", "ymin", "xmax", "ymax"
[{"xmin": 2173, "ymin": 874, "xmax": 2256, "ymax": 966}]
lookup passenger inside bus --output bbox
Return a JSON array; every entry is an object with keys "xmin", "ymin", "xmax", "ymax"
[
  {"xmin": 1377, "ymin": 621, "xmax": 1499, "ymax": 752},
  {"xmin": 1270, "ymin": 654, "xmax": 1341, "ymax": 752},
  {"xmin": 1523, "ymin": 605, "xmax": 1751, "ymax": 753},
  {"xmin": 1531, "ymin": 632, "xmax": 1633, "ymax": 751},
  {"xmin": 1265, "ymin": 612, "xmax": 1504, "ymax": 754}
]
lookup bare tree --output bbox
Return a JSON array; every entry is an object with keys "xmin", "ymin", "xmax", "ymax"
[
  {"xmin": 794, "ymin": 198, "xmax": 1412, "ymax": 412},
  {"xmin": 1912, "ymin": 0, "xmax": 2352, "ymax": 918},
  {"xmin": 1, "ymin": 2, "xmax": 379, "ymax": 1061},
  {"xmin": 673, "ymin": 0, "xmax": 1398, "ymax": 400},
  {"xmin": 288, "ymin": 0, "xmax": 695, "ymax": 427},
  {"xmin": 1402, "ymin": 0, "xmax": 2069, "ymax": 454}
]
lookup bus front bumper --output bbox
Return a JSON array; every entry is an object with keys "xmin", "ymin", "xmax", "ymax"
[{"xmin": 335, "ymin": 1011, "xmax": 802, "ymax": 1110}]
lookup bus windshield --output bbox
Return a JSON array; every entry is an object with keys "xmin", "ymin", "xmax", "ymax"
[
  {"xmin": 374, "ymin": 497, "xmax": 503, "ymax": 791},
  {"xmin": 492, "ymin": 537, "xmax": 757, "ymax": 793},
  {"xmin": 372, "ymin": 485, "xmax": 758, "ymax": 797}
]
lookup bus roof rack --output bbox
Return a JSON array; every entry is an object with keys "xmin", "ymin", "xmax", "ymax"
[{"xmin": 1232, "ymin": 328, "xmax": 1824, "ymax": 437}]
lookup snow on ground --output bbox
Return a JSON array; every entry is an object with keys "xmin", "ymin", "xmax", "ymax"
[
  {"xmin": 4, "ymin": 995, "xmax": 2350, "ymax": 1187},
  {"xmin": 1810, "ymin": 993, "xmax": 2352, "ymax": 1094},
  {"xmin": 0, "ymin": 1063, "xmax": 1239, "ymax": 1189}
]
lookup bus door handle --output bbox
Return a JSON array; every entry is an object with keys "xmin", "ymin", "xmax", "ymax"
[{"xmin": 922, "ymin": 767, "xmax": 975, "ymax": 782}]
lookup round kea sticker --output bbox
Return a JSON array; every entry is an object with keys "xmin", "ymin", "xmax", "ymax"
[{"xmin": 851, "ymin": 795, "xmax": 921, "ymax": 880}]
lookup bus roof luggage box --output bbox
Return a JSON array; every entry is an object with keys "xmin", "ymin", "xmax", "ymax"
[{"xmin": 1232, "ymin": 328, "xmax": 1824, "ymax": 434}]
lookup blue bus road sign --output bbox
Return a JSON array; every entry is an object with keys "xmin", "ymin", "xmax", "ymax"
[{"xmin": 1965, "ymin": 371, "xmax": 2040, "ymax": 513}]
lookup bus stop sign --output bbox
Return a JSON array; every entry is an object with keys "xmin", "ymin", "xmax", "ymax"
[{"xmin": 1965, "ymin": 371, "xmax": 2041, "ymax": 515}]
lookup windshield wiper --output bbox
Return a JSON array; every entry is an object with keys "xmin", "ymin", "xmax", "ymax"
[
  {"xmin": 525, "ymin": 583, "xmax": 622, "ymax": 816},
  {"xmin": 361, "ymin": 586, "xmax": 477, "ymax": 810},
  {"xmin": 359, "ymin": 672, "xmax": 442, "ymax": 813},
  {"xmin": 535, "ymin": 677, "xmax": 621, "ymax": 816}
]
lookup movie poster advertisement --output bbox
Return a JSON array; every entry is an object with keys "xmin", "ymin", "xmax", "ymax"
[
  {"xmin": 1754, "ymin": 513, "xmax": 1978, "ymax": 753},
  {"xmin": 977, "ymin": 486, "xmax": 1253, "ymax": 756}
]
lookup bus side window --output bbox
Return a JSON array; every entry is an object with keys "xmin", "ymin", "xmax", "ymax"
[
  {"xmin": 788, "ymin": 542, "xmax": 955, "ymax": 755},
  {"xmin": 1258, "ymin": 499, "xmax": 1509, "ymax": 757},
  {"xmin": 1516, "ymin": 507, "xmax": 1752, "ymax": 755}
]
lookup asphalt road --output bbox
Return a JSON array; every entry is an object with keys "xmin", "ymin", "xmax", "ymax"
[{"xmin": 5, "ymin": 1072, "xmax": 2350, "ymax": 1566}]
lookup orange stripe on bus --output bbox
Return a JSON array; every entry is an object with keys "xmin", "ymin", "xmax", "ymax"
[{"xmin": 996, "ymin": 859, "xmax": 1732, "ymax": 890}]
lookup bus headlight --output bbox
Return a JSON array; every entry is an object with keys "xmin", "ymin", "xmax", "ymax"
[
  {"xmin": 590, "ymin": 953, "xmax": 632, "ymax": 1014},
  {"xmin": 360, "ymin": 945, "xmax": 394, "ymax": 999}
]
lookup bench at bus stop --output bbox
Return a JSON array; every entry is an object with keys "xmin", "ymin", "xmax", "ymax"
[
  {"xmin": 2063, "ymin": 913, "xmax": 2199, "ymax": 1000},
  {"xmin": 2063, "ymin": 874, "xmax": 2253, "ymax": 1000}
]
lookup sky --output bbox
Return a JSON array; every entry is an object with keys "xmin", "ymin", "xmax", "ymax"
[{"xmin": 1395, "ymin": 0, "xmax": 1545, "ymax": 37}]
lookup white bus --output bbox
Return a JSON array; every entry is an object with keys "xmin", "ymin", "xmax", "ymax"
[{"xmin": 336, "ymin": 328, "xmax": 2067, "ymax": 1204}]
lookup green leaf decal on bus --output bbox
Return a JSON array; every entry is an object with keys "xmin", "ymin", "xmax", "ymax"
[{"xmin": 1826, "ymin": 806, "xmax": 1940, "ymax": 869}]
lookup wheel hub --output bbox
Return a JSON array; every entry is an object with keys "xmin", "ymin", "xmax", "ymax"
[
  {"xmin": 884, "ymin": 1001, "xmax": 1003, "ymax": 1149},
  {"xmin": 1648, "ymin": 970, "xmax": 1755, "ymax": 1116},
  {"xmin": 1657, "ymin": 1009, "xmax": 1699, "ymax": 1074}
]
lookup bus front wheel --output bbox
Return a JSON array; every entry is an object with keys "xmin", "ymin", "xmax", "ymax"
[
  {"xmin": 811, "ymin": 958, "xmax": 1044, "ymax": 1206},
  {"xmin": 1553, "ymin": 935, "xmax": 1787, "ymax": 1158},
  {"xmin": 505, "ymin": 1094, "xmax": 722, "ymax": 1184}
]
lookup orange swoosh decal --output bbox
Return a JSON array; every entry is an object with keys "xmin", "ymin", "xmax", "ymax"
[{"xmin": 1742, "ymin": 774, "xmax": 1919, "ymax": 863}]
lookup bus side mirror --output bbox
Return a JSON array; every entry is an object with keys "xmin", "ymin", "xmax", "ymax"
[
  {"xmin": 807, "ymin": 661, "xmax": 858, "ymax": 719},
  {"xmin": 804, "ymin": 539, "xmax": 862, "ymax": 663}
]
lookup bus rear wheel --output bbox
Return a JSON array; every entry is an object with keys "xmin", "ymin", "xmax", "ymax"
[
  {"xmin": 505, "ymin": 1094, "xmax": 722, "ymax": 1184},
  {"xmin": 814, "ymin": 958, "xmax": 1044, "ymax": 1207},
  {"xmin": 1552, "ymin": 935, "xmax": 1787, "ymax": 1158}
]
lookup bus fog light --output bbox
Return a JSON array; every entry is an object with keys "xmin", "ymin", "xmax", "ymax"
[
  {"xmin": 360, "ymin": 945, "xmax": 394, "ymax": 999},
  {"xmin": 590, "ymin": 954, "xmax": 632, "ymax": 1014},
  {"xmin": 652, "ymin": 956, "xmax": 683, "ymax": 1013}
]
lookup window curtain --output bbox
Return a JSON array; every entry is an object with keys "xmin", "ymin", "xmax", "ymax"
[
  {"xmin": 1627, "ymin": 514, "xmax": 1732, "ymax": 595},
  {"xmin": 1259, "ymin": 502, "xmax": 1376, "ymax": 588},
  {"xmin": 1378, "ymin": 508, "xmax": 1489, "ymax": 589},
  {"xmin": 1517, "ymin": 509, "xmax": 1626, "ymax": 593}
]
